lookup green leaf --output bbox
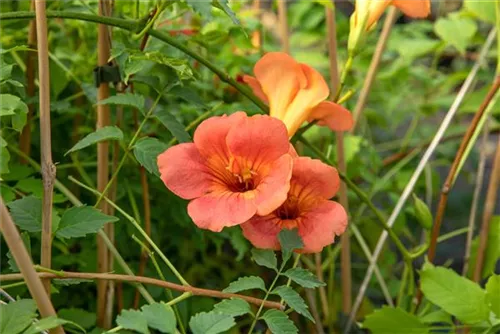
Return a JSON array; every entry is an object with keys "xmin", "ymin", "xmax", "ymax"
[
  {"xmin": 66, "ymin": 126, "xmax": 123, "ymax": 155},
  {"xmin": 434, "ymin": 13, "xmax": 477, "ymax": 54},
  {"xmin": 464, "ymin": 0, "xmax": 496, "ymax": 23},
  {"xmin": 186, "ymin": 0, "xmax": 212, "ymax": 18},
  {"xmin": 213, "ymin": 298, "xmax": 251, "ymax": 317},
  {"xmin": 363, "ymin": 307, "xmax": 429, "ymax": 334},
  {"xmin": 130, "ymin": 51, "xmax": 194, "ymax": 81},
  {"xmin": 97, "ymin": 93, "xmax": 145, "ymax": 111},
  {"xmin": 0, "ymin": 144, "xmax": 10, "ymax": 174},
  {"xmin": 0, "ymin": 94, "xmax": 28, "ymax": 132},
  {"xmin": 420, "ymin": 263, "xmax": 489, "ymax": 324},
  {"xmin": 154, "ymin": 110, "xmax": 191, "ymax": 143},
  {"xmin": 282, "ymin": 268, "xmax": 325, "ymax": 288},
  {"xmin": 262, "ymin": 309, "xmax": 298, "ymax": 334},
  {"xmin": 7, "ymin": 196, "xmax": 42, "ymax": 232},
  {"xmin": 278, "ymin": 229, "xmax": 303, "ymax": 263},
  {"xmin": 56, "ymin": 206, "xmax": 119, "ymax": 239},
  {"xmin": 0, "ymin": 299, "xmax": 37, "ymax": 334},
  {"xmin": 486, "ymin": 275, "xmax": 500, "ymax": 318},
  {"xmin": 412, "ymin": 194, "xmax": 433, "ymax": 230},
  {"xmin": 189, "ymin": 311, "xmax": 236, "ymax": 334},
  {"xmin": 419, "ymin": 310, "xmax": 452, "ymax": 325},
  {"xmin": 251, "ymin": 249, "xmax": 277, "ymax": 271},
  {"xmin": 467, "ymin": 216, "xmax": 500, "ymax": 279},
  {"xmin": 212, "ymin": 0, "xmax": 240, "ymax": 25},
  {"xmin": 141, "ymin": 302, "xmax": 176, "ymax": 333},
  {"xmin": 222, "ymin": 276, "xmax": 266, "ymax": 293},
  {"xmin": 58, "ymin": 308, "xmax": 97, "ymax": 330},
  {"xmin": 271, "ymin": 286, "xmax": 314, "ymax": 322},
  {"xmin": 7, "ymin": 232, "xmax": 30, "ymax": 272},
  {"xmin": 23, "ymin": 316, "xmax": 71, "ymax": 334},
  {"xmin": 133, "ymin": 137, "xmax": 169, "ymax": 176},
  {"xmin": 116, "ymin": 309, "xmax": 150, "ymax": 334}
]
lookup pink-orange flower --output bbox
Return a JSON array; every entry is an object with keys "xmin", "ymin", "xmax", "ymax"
[
  {"xmin": 241, "ymin": 155, "xmax": 348, "ymax": 253},
  {"xmin": 157, "ymin": 112, "xmax": 293, "ymax": 232},
  {"xmin": 242, "ymin": 52, "xmax": 353, "ymax": 137}
]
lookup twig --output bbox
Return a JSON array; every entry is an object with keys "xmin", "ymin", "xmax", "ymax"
[
  {"xmin": 96, "ymin": 0, "xmax": 113, "ymax": 326},
  {"xmin": 277, "ymin": 0, "xmax": 289, "ymax": 53},
  {"xmin": 345, "ymin": 28, "xmax": 498, "ymax": 333},
  {"xmin": 0, "ymin": 199, "xmax": 63, "ymax": 334},
  {"xmin": 19, "ymin": 0, "xmax": 36, "ymax": 162},
  {"xmin": 351, "ymin": 7, "xmax": 397, "ymax": 131},
  {"xmin": 326, "ymin": 4, "xmax": 351, "ymax": 315},
  {"xmin": 428, "ymin": 76, "xmax": 500, "ymax": 264},
  {"xmin": 35, "ymin": 0, "xmax": 55, "ymax": 296},
  {"xmin": 473, "ymin": 132, "xmax": 500, "ymax": 281},
  {"xmin": 463, "ymin": 119, "xmax": 490, "ymax": 276},
  {"xmin": 0, "ymin": 272, "xmax": 284, "ymax": 310}
]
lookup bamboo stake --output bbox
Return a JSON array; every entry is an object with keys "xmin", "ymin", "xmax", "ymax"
[
  {"xmin": 96, "ymin": 0, "xmax": 112, "ymax": 327},
  {"xmin": 277, "ymin": 0, "xmax": 289, "ymax": 53},
  {"xmin": 326, "ymin": 5, "xmax": 351, "ymax": 314},
  {"xmin": 35, "ymin": 0, "xmax": 55, "ymax": 296},
  {"xmin": 19, "ymin": 0, "xmax": 36, "ymax": 162},
  {"xmin": 0, "ymin": 199, "xmax": 63, "ymax": 334}
]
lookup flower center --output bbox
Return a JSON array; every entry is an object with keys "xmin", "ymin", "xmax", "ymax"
[
  {"xmin": 229, "ymin": 168, "xmax": 256, "ymax": 193},
  {"xmin": 276, "ymin": 196, "xmax": 300, "ymax": 220}
]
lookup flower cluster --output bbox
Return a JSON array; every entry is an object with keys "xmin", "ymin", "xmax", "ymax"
[{"xmin": 157, "ymin": 53, "xmax": 352, "ymax": 253}]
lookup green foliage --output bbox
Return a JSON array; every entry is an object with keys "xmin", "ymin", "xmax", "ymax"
[
  {"xmin": 282, "ymin": 268, "xmax": 325, "ymax": 289},
  {"xmin": 7, "ymin": 196, "xmax": 57, "ymax": 233},
  {"xmin": 141, "ymin": 302, "xmax": 177, "ymax": 334},
  {"xmin": 56, "ymin": 206, "xmax": 119, "ymax": 239},
  {"xmin": 7, "ymin": 232, "xmax": 30, "ymax": 272},
  {"xmin": 97, "ymin": 93, "xmax": 145, "ymax": 111},
  {"xmin": 58, "ymin": 308, "xmax": 97, "ymax": 330},
  {"xmin": 420, "ymin": 263, "xmax": 490, "ymax": 324},
  {"xmin": 116, "ymin": 309, "xmax": 150, "ymax": 334},
  {"xmin": 486, "ymin": 275, "xmax": 500, "ymax": 318},
  {"xmin": 133, "ymin": 137, "xmax": 169, "ymax": 176},
  {"xmin": 363, "ymin": 307, "xmax": 429, "ymax": 334},
  {"xmin": 271, "ymin": 286, "xmax": 314, "ymax": 322},
  {"xmin": 213, "ymin": 298, "xmax": 252, "ymax": 317},
  {"xmin": 22, "ymin": 316, "xmax": 72, "ymax": 334},
  {"xmin": 154, "ymin": 109, "xmax": 192, "ymax": 143},
  {"xmin": 262, "ymin": 309, "xmax": 298, "ymax": 334},
  {"xmin": 0, "ymin": 299, "xmax": 37, "ymax": 334},
  {"xmin": 412, "ymin": 194, "xmax": 433, "ymax": 230},
  {"xmin": 0, "ymin": 94, "xmax": 28, "ymax": 132},
  {"xmin": 251, "ymin": 249, "xmax": 278, "ymax": 271},
  {"xmin": 463, "ymin": 0, "xmax": 497, "ymax": 23},
  {"xmin": 222, "ymin": 276, "xmax": 266, "ymax": 293},
  {"xmin": 189, "ymin": 311, "xmax": 236, "ymax": 334},
  {"xmin": 66, "ymin": 126, "xmax": 124, "ymax": 155},
  {"xmin": 467, "ymin": 216, "xmax": 500, "ymax": 279},
  {"xmin": 434, "ymin": 13, "xmax": 477, "ymax": 54},
  {"xmin": 278, "ymin": 229, "xmax": 303, "ymax": 263}
]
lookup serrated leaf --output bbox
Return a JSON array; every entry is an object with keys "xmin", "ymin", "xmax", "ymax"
[
  {"xmin": 213, "ymin": 298, "xmax": 251, "ymax": 317},
  {"xmin": 133, "ymin": 137, "xmax": 169, "ymax": 176},
  {"xmin": 0, "ymin": 94, "xmax": 28, "ymax": 132},
  {"xmin": 116, "ymin": 309, "xmax": 150, "ymax": 334},
  {"xmin": 212, "ymin": 0, "xmax": 240, "ymax": 25},
  {"xmin": 7, "ymin": 232, "xmax": 30, "ymax": 272},
  {"xmin": 189, "ymin": 311, "xmax": 236, "ymax": 334},
  {"xmin": 0, "ymin": 299, "xmax": 37, "ymax": 334},
  {"xmin": 363, "ymin": 307, "xmax": 429, "ymax": 334},
  {"xmin": 278, "ymin": 229, "xmax": 303, "ymax": 263},
  {"xmin": 282, "ymin": 268, "xmax": 325, "ymax": 288},
  {"xmin": 66, "ymin": 126, "xmax": 123, "ymax": 155},
  {"xmin": 7, "ymin": 196, "xmax": 42, "ymax": 232},
  {"xmin": 154, "ymin": 110, "xmax": 191, "ymax": 143},
  {"xmin": 412, "ymin": 194, "xmax": 433, "ymax": 230},
  {"xmin": 434, "ymin": 14, "xmax": 477, "ymax": 55},
  {"xmin": 23, "ymin": 316, "xmax": 71, "ymax": 334},
  {"xmin": 56, "ymin": 206, "xmax": 119, "ymax": 239},
  {"xmin": 186, "ymin": 0, "xmax": 212, "ymax": 18},
  {"xmin": 420, "ymin": 264, "xmax": 489, "ymax": 324},
  {"xmin": 251, "ymin": 249, "xmax": 277, "ymax": 271},
  {"xmin": 97, "ymin": 93, "xmax": 145, "ymax": 111},
  {"xmin": 141, "ymin": 302, "xmax": 176, "ymax": 333},
  {"xmin": 58, "ymin": 308, "xmax": 97, "ymax": 330},
  {"xmin": 486, "ymin": 275, "xmax": 500, "ymax": 318},
  {"xmin": 271, "ymin": 286, "xmax": 314, "ymax": 322},
  {"xmin": 222, "ymin": 276, "xmax": 266, "ymax": 293},
  {"xmin": 131, "ymin": 52, "xmax": 194, "ymax": 81},
  {"xmin": 262, "ymin": 309, "xmax": 298, "ymax": 334}
]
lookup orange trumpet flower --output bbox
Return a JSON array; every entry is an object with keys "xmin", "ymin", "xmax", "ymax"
[
  {"xmin": 242, "ymin": 52, "xmax": 353, "ymax": 137},
  {"xmin": 241, "ymin": 155, "xmax": 348, "ymax": 253},
  {"xmin": 157, "ymin": 112, "xmax": 293, "ymax": 232}
]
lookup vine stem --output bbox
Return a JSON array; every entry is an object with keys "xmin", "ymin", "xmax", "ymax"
[
  {"xmin": 35, "ymin": 0, "xmax": 55, "ymax": 297},
  {"xmin": 0, "ymin": 272, "xmax": 283, "ymax": 310},
  {"xmin": 0, "ymin": 199, "xmax": 63, "ymax": 334}
]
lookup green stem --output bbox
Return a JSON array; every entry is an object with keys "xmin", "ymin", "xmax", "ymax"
[
  {"xmin": 247, "ymin": 270, "xmax": 282, "ymax": 334},
  {"xmin": 396, "ymin": 264, "xmax": 408, "ymax": 307},
  {"xmin": 166, "ymin": 292, "xmax": 193, "ymax": 306},
  {"xmin": 70, "ymin": 176, "xmax": 190, "ymax": 286},
  {"xmin": 335, "ymin": 56, "xmax": 354, "ymax": 101},
  {"xmin": 104, "ymin": 326, "xmax": 123, "ymax": 334},
  {"xmin": 34, "ymin": 265, "xmax": 64, "ymax": 277}
]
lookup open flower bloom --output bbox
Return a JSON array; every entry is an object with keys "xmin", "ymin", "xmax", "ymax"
[
  {"xmin": 242, "ymin": 52, "xmax": 353, "ymax": 137},
  {"xmin": 352, "ymin": 0, "xmax": 430, "ymax": 31},
  {"xmin": 157, "ymin": 112, "xmax": 293, "ymax": 232},
  {"xmin": 241, "ymin": 156, "xmax": 348, "ymax": 253}
]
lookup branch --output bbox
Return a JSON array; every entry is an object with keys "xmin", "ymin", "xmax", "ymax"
[{"xmin": 0, "ymin": 272, "xmax": 284, "ymax": 310}]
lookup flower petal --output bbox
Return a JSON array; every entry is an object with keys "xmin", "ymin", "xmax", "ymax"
[
  {"xmin": 291, "ymin": 157, "xmax": 340, "ymax": 200},
  {"xmin": 298, "ymin": 200, "xmax": 348, "ymax": 253},
  {"xmin": 392, "ymin": 0, "xmax": 430, "ymax": 18},
  {"xmin": 240, "ymin": 215, "xmax": 282, "ymax": 250},
  {"xmin": 226, "ymin": 114, "xmax": 290, "ymax": 170},
  {"xmin": 194, "ymin": 112, "xmax": 247, "ymax": 168},
  {"xmin": 308, "ymin": 101, "xmax": 354, "ymax": 132},
  {"xmin": 157, "ymin": 143, "xmax": 213, "ymax": 200},
  {"xmin": 242, "ymin": 75, "xmax": 269, "ymax": 104},
  {"xmin": 281, "ymin": 64, "xmax": 330, "ymax": 136},
  {"xmin": 253, "ymin": 52, "xmax": 306, "ymax": 120},
  {"xmin": 254, "ymin": 154, "xmax": 293, "ymax": 216},
  {"xmin": 187, "ymin": 190, "xmax": 257, "ymax": 232}
]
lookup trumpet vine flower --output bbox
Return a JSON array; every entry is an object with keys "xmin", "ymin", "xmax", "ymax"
[
  {"xmin": 157, "ymin": 112, "xmax": 293, "ymax": 232},
  {"xmin": 241, "ymin": 156, "xmax": 348, "ymax": 253},
  {"xmin": 242, "ymin": 52, "xmax": 353, "ymax": 137}
]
